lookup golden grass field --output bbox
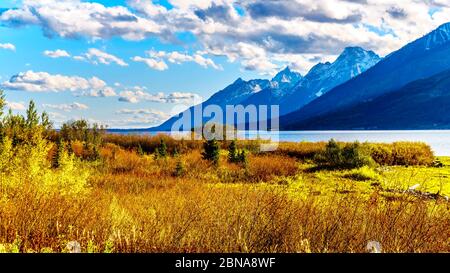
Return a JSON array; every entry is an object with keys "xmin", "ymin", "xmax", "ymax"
[{"xmin": 0, "ymin": 130, "xmax": 449, "ymax": 253}]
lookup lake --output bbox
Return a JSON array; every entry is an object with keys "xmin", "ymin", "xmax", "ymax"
[{"xmin": 113, "ymin": 130, "xmax": 450, "ymax": 156}]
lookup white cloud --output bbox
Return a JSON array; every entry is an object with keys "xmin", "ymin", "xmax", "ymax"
[
  {"xmin": 84, "ymin": 48, "xmax": 128, "ymax": 66},
  {"xmin": 48, "ymin": 112, "xmax": 67, "ymax": 122},
  {"xmin": 131, "ymin": 56, "xmax": 168, "ymax": 71},
  {"xmin": 0, "ymin": 43, "xmax": 16, "ymax": 51},
  {"xmin": 119, "ymin": 90, "xmax": 202, "ymax": 104},
  {"xmin": 43, "ymin": 49, "xmax": 70, "ymax": 58},
  {"xmin": 0, "ymin": 0, "xmax": 162, "ymax": 41},
  {"xmin": 43, "ymin": 102, "xmax": 89, "ymax": 112},
  {"xmin": 110, "ymin": 108, "xmax": 171, "ymax": 127},
  {"xmin": 126, "ymin": 0, "xmax": 168, "ymax": 16},
  {"xmin": 73, "ymin": 55, "xmax": 86, "ymax": 61},
  {"xmin": 116, "ymin": 108, "xmax": 170, "ymax": 122},
  {"xmin": 5, "ymin": 101, "xmax": 26, "ymax": 110},
  {"xmin": 1, "ymin": 70, "xmax": 117, "ymax": 97},
  {"xmin": 2, "ymin": 0, "xmax": 450, "ymax": 74},
  {"xmin": 148, "ymin": 50, "xmax": 222, "ymax": 70},
  {"xmin": 44, "ymin": 48, "xmax": 128, "ymax": 66}
]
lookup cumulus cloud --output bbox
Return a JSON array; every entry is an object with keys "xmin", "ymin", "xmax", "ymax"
[
  {"xmin": 148, "ymin": 50, "xmax": 222, "ymax": 70},
  {"xmin": 131, "ymin": 56, "xmax": 168, "ymax": 71},
  {"xmin": 1, "ymin": 70, "xmax": 116, "ymax": 97},
  {"xmin": 44, "ymin": 48, "xmax": 128, "ymax": 66},
  {"xmin": 115, "ymin": 108, "xmax": 171, "ymax": 125},
  {"xmin": 119, "ymin": 90, "xmax": 202, "ymax": 104},
  {"xmin": 243, "ymin": 0, "xmax": 362, "ymax": 23},
  {"xmin": 43, "ymin": 49, "xmax": 71, "ymax": 58},
  {"xmin": 83, "ymin": 48, "xmax": 128, "ymax": 66},
  {"xmin": 0, "ymin": 0, "xmax": 162, "ymax": 40},
  {"xmin": 43, "ymin": 102, "xmax": 89, "ymax": 112},
  {"xmin": 0, "ymin": 43, "xmax": 16, "ymax": 51},
  {"xmin": 2, "ymin": 0, "xmax": 450, "ymax": 74}
]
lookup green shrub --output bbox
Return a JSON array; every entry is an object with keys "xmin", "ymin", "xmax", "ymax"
[
  {"xmin": 341, "ymin": 142, "xmax": 374, "ymax": 169},
  {"xmin": 228, "ymin": 140, "xmax": 248, "ymax": 165},
  {"xmin": 314, "ymin": 140, "xmax": 374, "ymax": 169}
]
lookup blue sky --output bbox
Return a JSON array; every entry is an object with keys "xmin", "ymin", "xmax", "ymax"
[{"xmin": 0, "ymin": 0, "xmax": 449, "ymax": 128}]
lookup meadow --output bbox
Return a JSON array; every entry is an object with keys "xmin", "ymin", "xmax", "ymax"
[{"xmin": 0, "ymin": 98, "xmax": 449, "ymax": 253}]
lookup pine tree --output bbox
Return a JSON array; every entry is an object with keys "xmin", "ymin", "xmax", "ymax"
[
  {"xmin": 174, "ymin": 159, "xmax": 185, "ymax": 177},
  {"xmin": 157, "ymin": 139, "xmax": 167, "ymax": 158},
  {"xmin": 25, "ymin": 100, "xmax": 39, "ymax": 129},
  {"xmin": 52, "ymin": 138, "xmax": 65, "ymax": 168},
  {"xmin": 0, "ymin": 90, "xmax": 5, "ymax": 119},
  {"xmin": 228, "ymin": 140, "xmax": 238, "ymax": 163},
  {"xmin": 202, "ymin": 138, "xmax": 220, "ymax": 166},
  {"xmin": 0, "ymin": 90, "xmax": 5, "ymax": 141},
  {"xmin": 40, "ymin": 112, "xmax": 52, "ymax": 131},
  {"xmin": 238, "ymin": 150, "xmax": 248, "ymax": 166},
  {"xmin": 173, "ymin": 147, "xmax": 179, "ymax": 157}
]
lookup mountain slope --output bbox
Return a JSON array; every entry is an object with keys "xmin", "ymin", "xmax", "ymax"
[
  {"xmin": 152, "ymin": 47, "xmax": 379, "ymax": 131},
  {"xmin": 242, "ymin": 47, "xmax": 380, "ymax": 115},
  {"xmin": 286, "ymin": 69, "xmax": 450, "ymax": 130},
  {"xmin": 280, "ymin": 22, "xmax": 450, "ymax": 129},
  {"xmin": 238, "ymin": 67, "xmax": 303, "ymax": 108},
  {"xmin": 152, "ymin": 78, "xmax": 271, "ymax": 131},
  {"xmin": 202, "ymin": 78, "xmax": 271, "ymax": 107}
]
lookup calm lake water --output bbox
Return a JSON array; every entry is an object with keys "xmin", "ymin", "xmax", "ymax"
[{"xmin": 115, "ymin": 130, "xmax": 450, "ymax": 156}]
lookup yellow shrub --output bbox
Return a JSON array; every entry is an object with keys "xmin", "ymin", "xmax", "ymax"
[{"xmin": 0, "ymin": 136, "xmax": 90, "ymax": 197}]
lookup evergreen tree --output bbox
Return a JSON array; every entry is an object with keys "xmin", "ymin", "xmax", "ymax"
[
  {"xmin": 0, "ymin": 90, "xmax": 5, "ymax": 140},
  {"xmin": 174, "ymin": 159, "xmax": 185, "ymax": 177},
  {"xmin": 25, "ymin": 100, "xmax": 39, "ymax": 129},
  {"xmin": 0, "ymin": 90, "xmax": 5, "ymax": 118},
  {"xmin": 40, "ymin": 112, "xmax": 52, "ymax": 131},
  {"xmin": 53, "ymin": 138, "xmax": 65, "ymax": 168},
  {"xmin": 228, "ymin": 140, "xmax": 238, "ymax": 163},
  {"xmin": 157, "ymin": 139, "xmax": 167, "ymax": 158},
  {"xmin": 238, "ymin": 150, "xmax": 248, "ymax": 166},
  {"xmin": 202, "ymin": 138, "xmax": 220, "ymax": 166},
  {"xmin": 173, "ymin": 147, "xmax": 179, "ymax": 157}
]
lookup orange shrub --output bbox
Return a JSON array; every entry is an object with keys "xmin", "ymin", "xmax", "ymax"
[
  {"xmin": 276, "ymin": 142, "xmax": 326, "ymax": 160},
  {"xmin": 247, "ymin": 154, "xmax": 299, "ymax": 182},
  {"xmin": 70, "ymin": 140, "xmax": 85, "ymax": 157},
  {"xmin": 368, "ymin": 142, "xmax": 434, "ymax": 166}
]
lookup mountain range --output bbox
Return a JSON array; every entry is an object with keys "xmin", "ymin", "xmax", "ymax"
[
  {"xmin": 153, "ymin": 46, "xmax": 380, "ymax": 131},
  {"xmin": 293, "ymin": 68, "xmax": 450, "ymax": 130},
  {"xmin": 282, "ymin": 22, "xmax": 450, "ymax": 130},
  {"xmin": 151, "ymin": 22, "xmax": 450, "ymax": 131}
]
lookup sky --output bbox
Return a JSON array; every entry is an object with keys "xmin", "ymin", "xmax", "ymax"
[{"xmin": 0, "ymin": 0, "xmax": 450, "ymax": 128}]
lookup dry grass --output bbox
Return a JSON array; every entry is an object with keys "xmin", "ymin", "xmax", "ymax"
[
  {"xmin": 0, "ymin": 136, "xmax": 448, "ymax": 253},
  {"xmin": 1, "ymin": 181, "xmax": 448, "ymax": 253}
]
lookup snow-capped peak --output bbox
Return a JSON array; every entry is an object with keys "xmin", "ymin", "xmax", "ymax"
[{"xmin": 271, "ymin": 66, "xmax": 302, "ymax": 86}]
